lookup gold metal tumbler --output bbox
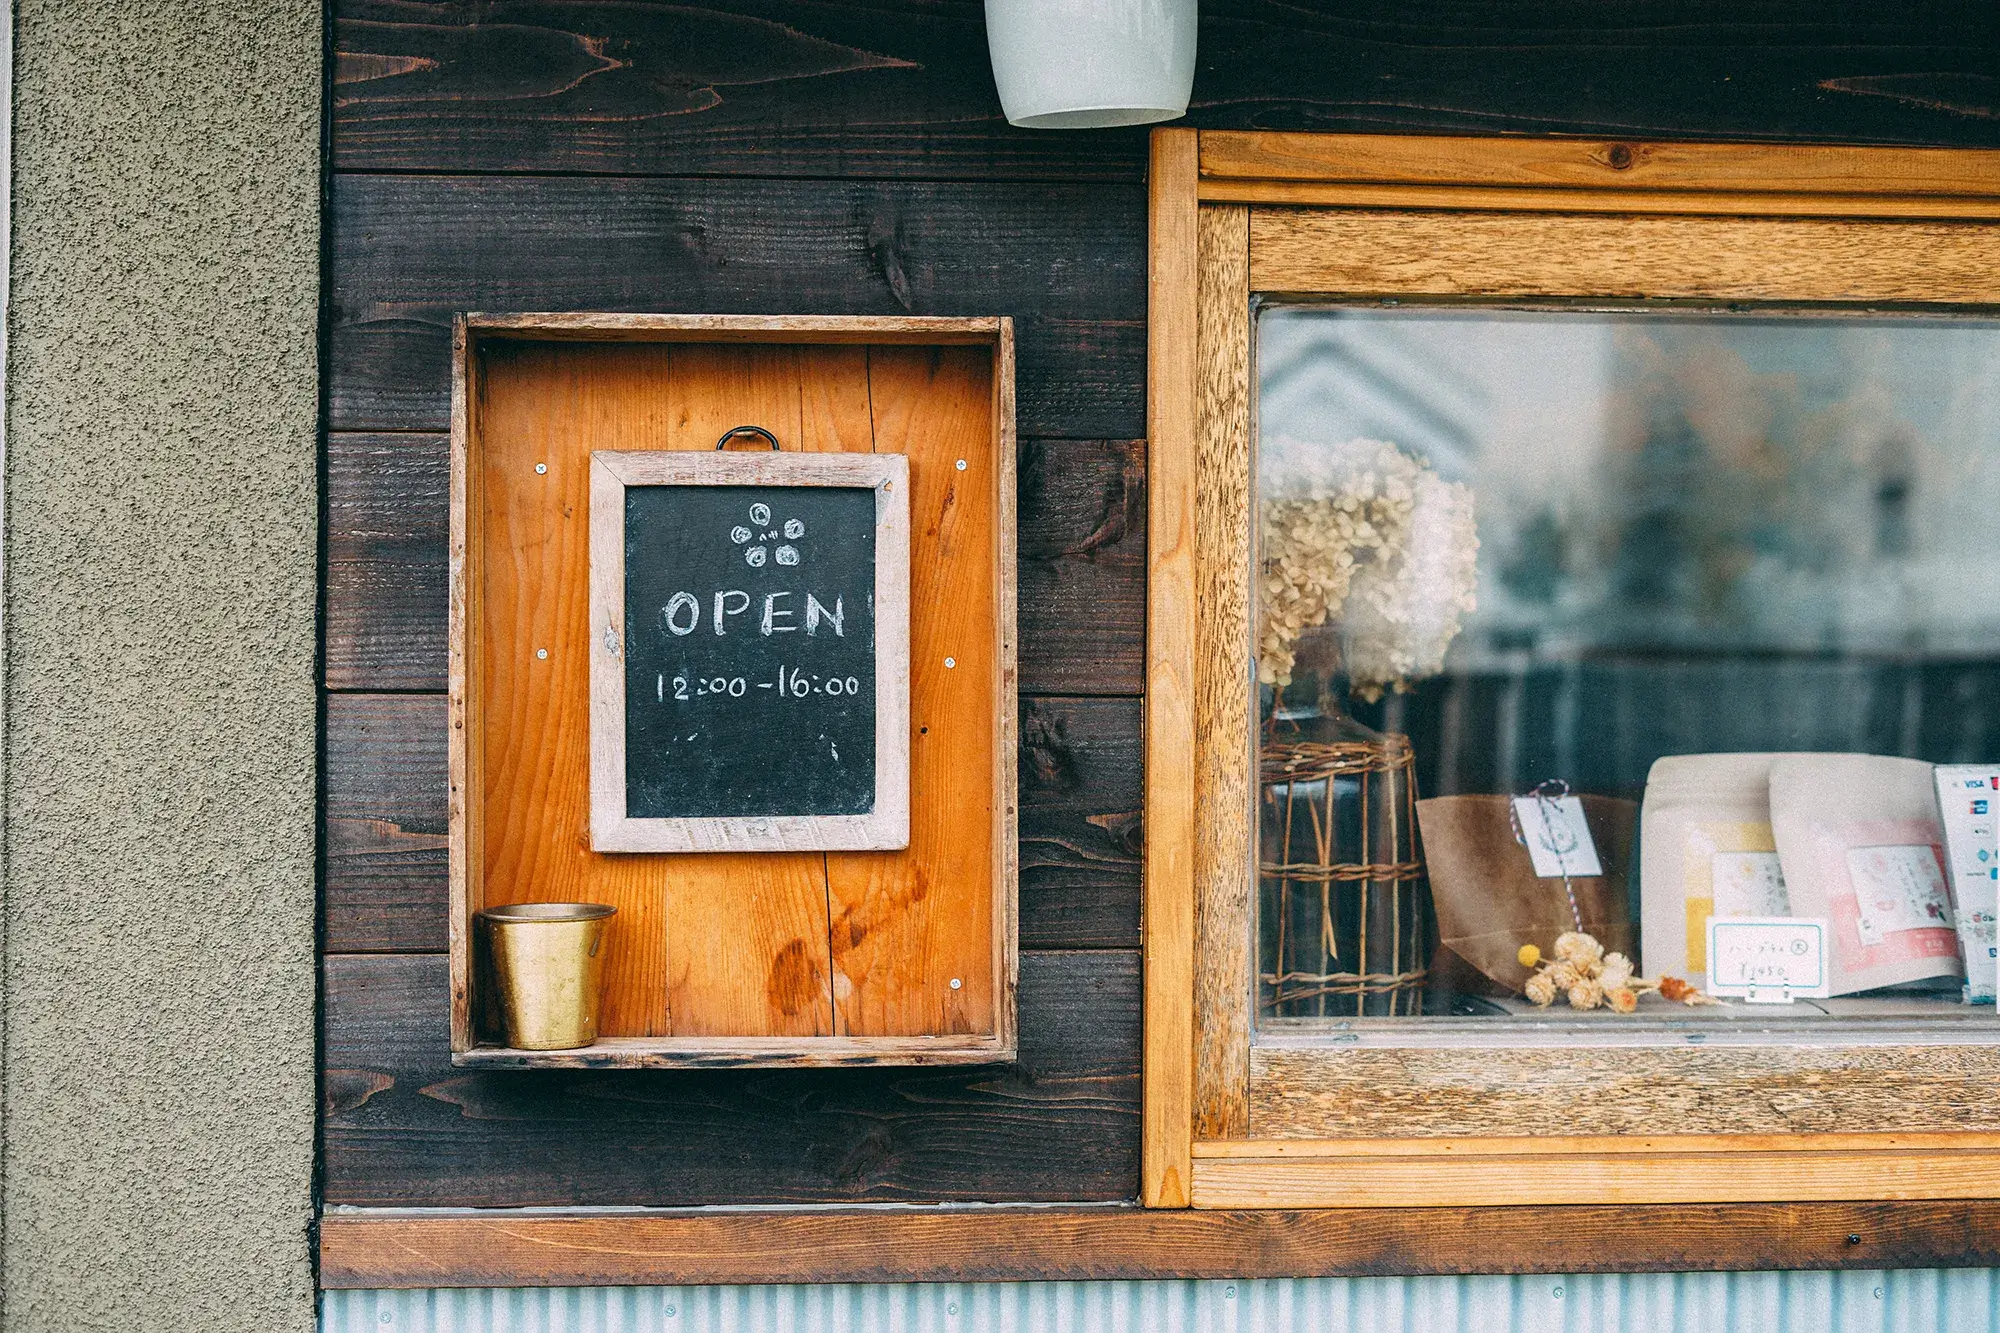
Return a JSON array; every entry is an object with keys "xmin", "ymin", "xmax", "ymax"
[{"xmin": 477, "ymin": 903, "xmax": 617, "ymax": 1050}]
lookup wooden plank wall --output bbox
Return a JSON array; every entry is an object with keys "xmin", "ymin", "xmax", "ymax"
[{"xmin": 322, "ymin": 0, "xmax": 1999, "ymax": 1206}]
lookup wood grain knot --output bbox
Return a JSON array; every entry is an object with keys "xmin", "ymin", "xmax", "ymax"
[
  {"xmin": 1086, "ymin": 809, "xmax": 1144, "ymax": 857},
  {"xmin": 323, "ymin": 1069, "xmax": 394, "ymax": 1117},
  {"xmin": 767, "ymin": 938, "xmax": 824, "ymax": 1017},
  {"xmin": 1606, "ymin": 143, "xmax": 1635, "ymax": 170},
  {"xmin": 1021, "ymin": 711, "xmax": 1079, "ymax": 792}
]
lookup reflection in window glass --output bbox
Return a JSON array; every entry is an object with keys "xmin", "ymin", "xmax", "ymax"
[{"xmin": 1255, "ymin": 307, "xmax": 2000, "ymax": 1028}]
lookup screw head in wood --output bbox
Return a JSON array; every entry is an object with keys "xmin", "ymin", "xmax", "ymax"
[
  {"xmin": 536, "ymin": 648, "xmax": 548, "ymax": 660},
  {"xmin": 535, "ymin": 463, "xmax": 547, "ymax": 474},
  {"xmin": 955, "ymin": 459, "xmax": 967, "ymax": 470},
  {"xmin": 949, "ymin": 977, "xmax": 962, "ymax": 990},
  {"xmin": 944, "ymin": 657, "xmax": 956, "ymax": 668}
]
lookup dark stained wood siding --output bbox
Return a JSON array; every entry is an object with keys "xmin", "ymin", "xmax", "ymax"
[
  {"xmin": 332, "ymin": 2, "xmax": 1998, "ymax": 179},
  {"xmin": 321, "ymin": 0, "xmax": 2000, "ymax": 1207},
  {"xmin": 329, "ymin": 176, "xmax": 1146, "ymax": 437},
  {"xmin": 323, "ymin": 951, "xmax": 1139, "ymax": 1205}
]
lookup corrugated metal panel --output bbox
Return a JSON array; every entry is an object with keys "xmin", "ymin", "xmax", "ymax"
[{"xmin": 324, "ymin": 1271, "xmax": 2000, "ymax": 1333}]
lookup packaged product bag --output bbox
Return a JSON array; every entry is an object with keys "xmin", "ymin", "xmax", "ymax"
[
  {"xmin": 1933, "ymin": 765, "xmax": 2000, "ymax": 1003},
  {"xmin": 1769, "ymin": 754, "xmax": 1961, "ymax": 996},
  {"xmin": 1418, "ymin": 794, "xmax": 1637, "ymax": 996},
  {"xmin": 1639, "ymin": 753, "xmax": 1795, "ymax": 989}
]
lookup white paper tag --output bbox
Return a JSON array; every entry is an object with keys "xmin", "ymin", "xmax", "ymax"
[
  {"xmin": 1712, "ymin": 850, "xmax": 1791, "ymax": 916},
  {"xmin": 1846, "ymin": 844, "xmax": 1954, "ymax": 946},
  {"xmin": 1705, "ymin": 917, "xmax": 1831, "ymax": 1000},
  {"xmin": 1512, "ymin": 795, "xmax": 1603, "ymax": 878}
]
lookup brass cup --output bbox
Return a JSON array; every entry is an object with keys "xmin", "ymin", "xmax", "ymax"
[{"xmin": 477, "ymin": 903, "xmax": 617, "ymax": 1050}]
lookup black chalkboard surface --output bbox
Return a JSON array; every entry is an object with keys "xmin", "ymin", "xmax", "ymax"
[
  {"xmin": 589, "ymin": 448, "xmax": 910, "ymax": 853},
  {"xmin": 623, "ymin": 483, "xmax": 876, "ymax": 819}
]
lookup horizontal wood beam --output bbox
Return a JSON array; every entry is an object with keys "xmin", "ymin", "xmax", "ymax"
[
  {"xmin": 1191, "ymin": 1134, "xmax": 2000, "ymax": 1209},
  {"xmin": 1248, "ymin": 208, "xmax": 2000, "ymax": 306},
  {"xmin": 321, "ymin": 1201, "xmax": 2000, "ymax": 1288},
  {"xmin": 1198, "ymin": 134, "xmax": 2000, "ymax": 218},
  {"xmin": 1199, "ymin": 132, "xmax": 2000, "ymax": 198},
  {"xmin": 1198, "ymin": 180, "xmax": 2000, "ymax": 220},
  {"xmin": 1192, "ymin": 1131, "xmax": 2000, "ymax": 1158}
]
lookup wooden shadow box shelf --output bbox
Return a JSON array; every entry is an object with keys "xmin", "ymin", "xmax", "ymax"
[{"xmin": 449, "ymin": 314, "xmax": 1019, "ymax": 1069}]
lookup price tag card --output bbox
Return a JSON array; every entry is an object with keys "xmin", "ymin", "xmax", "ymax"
[
  {"xmin": 1512, "ymin": 795, "xmax": 1603, "ymax": 878},
  {"xmin": 1705, "ymin": 916, "xmax": 1831, "ymax": 1001}
]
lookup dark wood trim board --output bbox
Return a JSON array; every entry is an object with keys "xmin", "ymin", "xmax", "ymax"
[{"xmin": 322, "ymin": 1200, "xmax": 2000, "ymax": 1288}]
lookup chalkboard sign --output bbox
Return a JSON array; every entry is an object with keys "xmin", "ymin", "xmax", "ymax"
[{"xmin": 589, "ymin": 448, "xmax": 910, "ymax": 852}]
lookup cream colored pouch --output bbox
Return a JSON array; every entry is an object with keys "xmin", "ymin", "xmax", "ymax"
[{"xmin": 1639, "ymin": 753, "xmax": 1793, "ymax": 987}]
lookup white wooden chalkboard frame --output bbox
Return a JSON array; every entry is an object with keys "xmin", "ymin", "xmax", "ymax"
[{"xmin": 588, "ymin": 449, "xmax": 911, "ymax": 853}]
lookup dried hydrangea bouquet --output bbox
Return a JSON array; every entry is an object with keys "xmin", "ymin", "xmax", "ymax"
[
  {"xmin": 1257, "ymin": 438, "xmax": 1479, "ymax": 1018},
  {"xmin": 1259, "ymin": 436, "xmax": 1480, "ymax": 701}
]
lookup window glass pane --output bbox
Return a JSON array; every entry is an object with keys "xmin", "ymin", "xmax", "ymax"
[{"xmin": 1255, "ymin": 305, "xmax": 2000, "ymax": 1033}]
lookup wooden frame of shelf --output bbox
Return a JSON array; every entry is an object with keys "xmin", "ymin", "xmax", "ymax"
[
  {"xmin": 1143, "ymin": 128, "xmax": 2000, "ymax": 1209},
  {"xmin": 450, "ymin": 313, "xmax": 1018, "ymax": 1068}
]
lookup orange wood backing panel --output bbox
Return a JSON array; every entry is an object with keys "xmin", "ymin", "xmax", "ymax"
[
  {"xmin": 798, "ymin": 344, "xmax": 878, "ymax": 456},
  {"xmin": 476, "ymin": 341, "xmax": 840, "ymax": 1039},
  {"xmin": 789, "ymin": 346, "xmax": 878, "ymax": 1021},
  {"xmin": 472, "ymin": 333, "xmax": 1002, "ymax": 1044},
  {"xmin": 653, "ymin": 344, "xmax": 837, "ymax": 1038},
  {"xmin": 825, "ymin": 345, "xmax": 997, "ymax": 1036},
  {"xmin": 476, "ymin": 341, "xmax": 675, "ymax": 1036}
]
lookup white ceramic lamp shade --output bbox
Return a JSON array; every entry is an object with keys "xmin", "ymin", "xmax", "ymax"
[{"xmin": 985, "ymin": 0, "xmax": 1197, "ymax": 130}]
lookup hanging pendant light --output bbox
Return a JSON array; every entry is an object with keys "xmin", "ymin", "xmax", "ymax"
[{"xmin": 984, "ymin": 0, "xmax": 1197, "ymax": 130}]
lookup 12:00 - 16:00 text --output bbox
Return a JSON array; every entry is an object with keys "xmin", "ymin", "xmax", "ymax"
[{"xmin": 659, "ymin": 666, "xmax": 863, "ymax": 702}]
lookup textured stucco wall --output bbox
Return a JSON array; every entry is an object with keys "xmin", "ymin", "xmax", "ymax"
[{"xmin": 3, "ymin": 4, "xmax": 320, "ymax": 1329}]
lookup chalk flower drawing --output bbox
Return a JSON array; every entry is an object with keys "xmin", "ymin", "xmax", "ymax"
[{"xmin": 732, "ymin": 500, "xmax": 807, "ymax": 568}]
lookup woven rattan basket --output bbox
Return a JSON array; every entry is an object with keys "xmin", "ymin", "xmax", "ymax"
[{"xmin": 1259, "ymin": 721, "xmax": 1428, "ymax": 1017}]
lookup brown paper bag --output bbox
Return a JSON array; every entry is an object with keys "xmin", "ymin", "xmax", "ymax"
[{"xmin": 1417, "ymin": 794, "xmax": 1638, "ymax": 995}]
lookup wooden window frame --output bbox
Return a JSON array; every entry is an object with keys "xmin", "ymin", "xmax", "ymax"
[{"xmin": 1143, "ymin": 128, "xmax": 2000, "ymax": 1209}]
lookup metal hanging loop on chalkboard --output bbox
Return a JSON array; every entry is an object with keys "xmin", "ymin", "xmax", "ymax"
[{"xmin": 716, "ymin": 425, "xmax": 782, "ymax": 451}]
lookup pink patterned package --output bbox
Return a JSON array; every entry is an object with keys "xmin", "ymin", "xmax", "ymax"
[{"xmin": 1770, "ymin": 755, "xmax": 1962, "ymax": 996}]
